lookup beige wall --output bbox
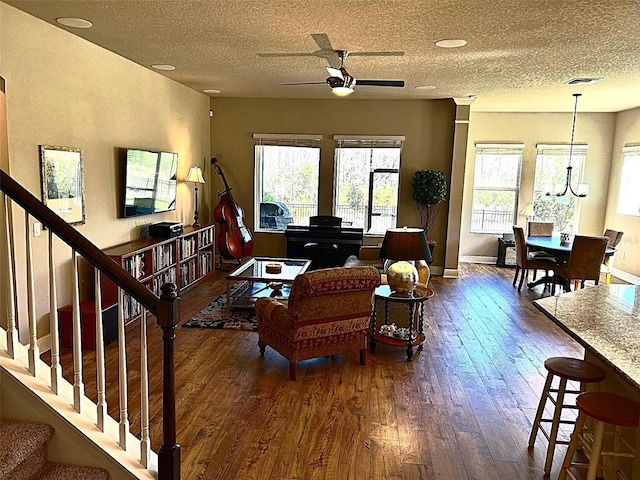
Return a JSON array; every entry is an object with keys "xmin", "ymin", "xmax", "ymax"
[
  {"xmin": 1, "ymin": 4, "xmax": 211, "ymax": 337},
  {"xmin": 209, "ymin": 97, "xmax": 456, "ymax": 265},
  {"xmin": 604, "ymin": 107, "xmax": 640, "ymax": 276},
  {"xmin": 461, "ymin": 111, "xmax": 617, "ymax": 258}
]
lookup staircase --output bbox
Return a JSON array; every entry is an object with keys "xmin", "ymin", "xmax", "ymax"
[{"xmin": 0, "ymin": 420, "xmax": 109, "ymax": 480}]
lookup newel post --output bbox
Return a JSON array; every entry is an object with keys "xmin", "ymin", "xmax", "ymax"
[{"xmin": 157, "ymin": 283, "xmax": 181, "ymax": 480}]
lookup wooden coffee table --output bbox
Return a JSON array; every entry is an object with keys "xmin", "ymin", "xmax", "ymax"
[{"xmin": 225, "ymin": 257, "xmax": 311, "ymax": 309}]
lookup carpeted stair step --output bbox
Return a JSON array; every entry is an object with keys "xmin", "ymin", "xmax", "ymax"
[
  {"xmin": 0, "ymin": 420, "xmax": 53, "ymax": 480},
  {"xmin": 0, "ymin": 420, "xmax": 110, "ymax": 480},
  {"xmin": 39, "ymin": 462, "xmax": 110, "ymax": 480}
]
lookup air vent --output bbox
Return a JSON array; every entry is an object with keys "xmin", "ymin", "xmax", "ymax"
[{"xmin": 564, "ymin": 77, "xmax": 603, "ymax": 85}]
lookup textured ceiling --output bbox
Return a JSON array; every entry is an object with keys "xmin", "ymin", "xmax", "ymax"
[{"xmin": 4, "ymin": 0, "xmax": 640, "ymax": 112}]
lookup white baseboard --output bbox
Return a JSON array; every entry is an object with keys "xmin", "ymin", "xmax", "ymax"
[
  {"xmin": 38, "ymin": 333, "xmax": 51, "ymax": 353},
  {"xmin": 443, "ymin": 268, "xmax": 459, "ymax": 278},
  {"xmin": 612, "ymin": 268, "xmax": 640, "ymax": 285},
  {"xmin": 460, "ymin": 255, "xmax": 497, "ymax": 264}
]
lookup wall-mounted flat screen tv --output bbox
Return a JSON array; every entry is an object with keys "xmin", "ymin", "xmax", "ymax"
[{"xmin": 122, "ymin": 148, "xmax": 178, "ymax": 218}]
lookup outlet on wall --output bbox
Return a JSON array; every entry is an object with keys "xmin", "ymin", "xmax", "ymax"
[{"xmin": 33, "ymin": 222, "xmax": 41, "ymax": 237}]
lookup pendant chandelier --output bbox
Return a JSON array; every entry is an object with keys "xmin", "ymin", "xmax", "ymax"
[{"xmin": 547, "ymin": 93, "xmax": 589, "ymax": 198}]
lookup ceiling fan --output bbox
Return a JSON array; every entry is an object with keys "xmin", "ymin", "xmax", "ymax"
[
  {"xmin": 258, "ymin": 33, "xmax": 404, "ymax": 68},
  {"xmin": 280, "ymin": 49, "xmax": 405, "ymax": 96}
]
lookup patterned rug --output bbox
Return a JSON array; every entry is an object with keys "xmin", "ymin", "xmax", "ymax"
[{"xmin": 182, "ymin": 291, "xmax": 257, "ymax": 331}]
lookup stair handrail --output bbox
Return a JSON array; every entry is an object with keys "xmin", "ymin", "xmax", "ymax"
[
  {"xmin": 1, "ymin": 169, "xmax": 157, "ymax": 311},
  {"xmin": 1, "ymin": 168, "xmax": 181, "ymax": 480}
]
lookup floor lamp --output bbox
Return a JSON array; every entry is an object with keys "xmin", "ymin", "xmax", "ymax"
[{"xmin": 186, "ymin": 166, "xmax": 205, "ymax": 227}]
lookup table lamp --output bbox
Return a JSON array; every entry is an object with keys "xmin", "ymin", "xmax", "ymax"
[
  {"xmin": 379, "ymin": 227, "xmax": 432, "ymax": 295},
  {"xmin": 185, "ymin": 166, "xmax": 205, "ymax": 227}
]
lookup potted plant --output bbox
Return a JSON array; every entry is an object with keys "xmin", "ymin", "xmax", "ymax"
[{"xmin": 412, "ymin": 169, "xmax": 447, "ymax": 248}]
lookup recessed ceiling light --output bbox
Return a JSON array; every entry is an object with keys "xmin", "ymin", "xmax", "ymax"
[
  {"xmin": 415, "ymin": 85, "xmax": 437, "ymax": 90},
  {"xmin": 56, "ymin": 17, "xmax": 92, "ymax": 29},
  {"xmin": 435, "ymin": 39, "xmax": 468, "ymax": 48},
  {"xmin": 151, "ymin": 64, "xmax": 176, "ymax": 71},
  {"xmin": 203, "ymin": 89, "xmax": 221, "ymax": 94}
]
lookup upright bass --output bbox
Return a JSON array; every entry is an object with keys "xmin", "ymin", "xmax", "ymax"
[{"xmin": 211, "ymin": 157, "xmax": 254, "ymax": 261}]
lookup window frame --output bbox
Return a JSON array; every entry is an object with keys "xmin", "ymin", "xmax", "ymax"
[
  {"xmin": 333, "ymin": 135, "xmax": 404, "ymax": 236},
  {"xmin": 532, "ymin": 143, "xmax": 588, "ymax": 233},
  {"xmin": 253, "ymin": 133, "xmax": 321, "ymax": 232},
  {"xmin": 470, "ymin": 143, "xmax": 524, "ymax": 234},
  {"xmin": 618, "ymin": 144, "xmax": 640, "ymax": 216}
]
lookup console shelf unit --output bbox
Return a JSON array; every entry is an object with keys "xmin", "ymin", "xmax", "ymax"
[{"xmin": 102, "ymin": 224, "xmax": 215, "ymax": 324}]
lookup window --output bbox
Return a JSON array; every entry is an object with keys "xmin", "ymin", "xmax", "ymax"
[
  {"xmin": 618, "ymin": 145, "xmax": 640, "ymax": 216},
  {"xmin": 471, "ymin": 144, "xmax": 523, "ymax": 233},
  {"xmin": 254, "ymin": 134, "xmax": 321, "ymax": 231},
  {"xmin": 532, "ymin": 144, "xmax": 588, "ymax": 233},
  {"xmin": 333, "ymin": 136, "xmax": 403, "ymax": 235}
]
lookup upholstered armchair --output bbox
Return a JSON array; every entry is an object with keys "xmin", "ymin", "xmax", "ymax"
[{"xmin": 255, "ymin": 266, "xmax": 380, "ymax": 380}]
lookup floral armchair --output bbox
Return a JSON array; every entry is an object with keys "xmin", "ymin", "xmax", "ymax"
[{"xmin": 255, "ymin": 266, "xmax": 380, "ymax": 380}]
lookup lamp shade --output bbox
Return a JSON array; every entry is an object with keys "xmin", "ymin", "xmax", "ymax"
[
  {"xmin": 519, "ymin": 203, "xmax": 533, "ymax": 217},
  {"xmin": 380, "ymin": 227, "xmax": 432, "ymax": 263},
  {"xmin": 185, "ymin": 166, "xmax": 205, "ymax": 184}
]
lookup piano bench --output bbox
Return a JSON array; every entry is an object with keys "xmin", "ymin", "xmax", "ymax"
[{"xmin": 304, "ymin": 242, "xmax": 339, "ymax": 269}]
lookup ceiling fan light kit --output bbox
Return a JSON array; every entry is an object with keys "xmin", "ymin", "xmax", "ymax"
[{"xmin": 279, "ymin": 38, "xmax": 405, "ymax": 96}]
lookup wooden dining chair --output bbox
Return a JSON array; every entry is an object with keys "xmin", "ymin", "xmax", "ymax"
[
  {"xmin": 528, "ymin": 221, "xmax": 554, "ymax": 236},
  {"xmin": 601, "ymin": 229, "xmax": 624, "ymax": 283},
  {"xmin": 512, "ymin": 226, "xmax": 556, "ymax": 291},
  {"xmin": 551, "ymin": 235, "xmax": 608, "ymax": 294},
  {"xmin": 603, "ymin": 228, "xmax": 624, "ymax": 248}
]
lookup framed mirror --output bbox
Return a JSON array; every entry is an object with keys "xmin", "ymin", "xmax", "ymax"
[{"xmin": 39, "ymin": 145, "xmax": 85, "ymax": 225}]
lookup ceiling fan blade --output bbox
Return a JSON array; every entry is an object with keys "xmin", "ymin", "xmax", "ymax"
[
  {"xmin": 257, "ymin": 52, "xmax": 318, "ymax": 58},
  {"xmin": 325, "ymin": 66, "xmax": 344, "ymax": 79},
  {"xmin": 348, "ymin": 51, "xmax": 405, "ymax": 57},
  {"xmin": 311, "ymin": 33, "xmax": 334, "ymax": 51},
  {"xmin": 280, "ymin": 81, "xmax": 326, "ymax": 86},
  {"xmin": 356, "ymin": 80, "xmax": 405, "ymax": 87}
]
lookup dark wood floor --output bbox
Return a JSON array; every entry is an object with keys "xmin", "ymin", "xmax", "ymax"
[{"xmin": 49, "ymin": 263, "xmax": 612, "ymax": 479}]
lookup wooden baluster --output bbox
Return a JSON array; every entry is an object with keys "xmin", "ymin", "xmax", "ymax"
[
  {"xmin": 140, "ymin": 308, "xmax": 151, "ymax": 467},
  {"xmin": 48, "ymin": 230, "xmax": 61, "ymax": 393},
  {"xmin": 117, "ymin": 286, "xmax": 130, "ymax": 449},
  {"xmin": 25, "ymin": 213, "xmax": 39, "ymax": 375},
  {"xmin": 94, "ymin": 269, "xmax": 107, "ymax": 431},
  {"xmin": 71, "ymin": 250, "xmax": 84, "ymax": 412},
  {"xmin": 2, "ymin": 194, "xmax": 18, "ymax": 358}
]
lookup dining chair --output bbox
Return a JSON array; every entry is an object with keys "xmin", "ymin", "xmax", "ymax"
[
  {"xmin": 601, "ymin": 229, "xmax": 624, "ymax": 284},
  {"xmin": 551, "ymin": 235, "xmax": 608, "ymax": 294},
  {"xmin": 512, "ymin": 226, "xmax": 556, "ymax": 291},
  {"xmin": 528, "ymin": 221, "xmax": 554, "ymax": 236},
  {"xmin": 603, "ymin": 228, "xmax": 624, "ymax": 248}
]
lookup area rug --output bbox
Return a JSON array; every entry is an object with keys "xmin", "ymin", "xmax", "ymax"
[{"xmin": 182, "ymin": 291, "xmax": 257, "ymax": 331}]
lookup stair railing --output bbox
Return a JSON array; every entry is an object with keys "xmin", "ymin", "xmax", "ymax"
[{"xmin": 1, "ymin": 169, "xmax": 180, "ymax": 480}]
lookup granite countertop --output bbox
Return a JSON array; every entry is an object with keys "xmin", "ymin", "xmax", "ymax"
[{"xmin": 534, "ymin": 284, "xmax": 640, "ymax": 392}]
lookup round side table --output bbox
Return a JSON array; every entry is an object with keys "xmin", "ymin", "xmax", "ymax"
[{"xmin": 370, "ymin": 284, "xmax": 434, "ymax": 361}]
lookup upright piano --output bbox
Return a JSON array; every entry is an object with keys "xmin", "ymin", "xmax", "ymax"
[{"xmin": 285, "ymin": 224, "xmax": 364, "ymax": 269}]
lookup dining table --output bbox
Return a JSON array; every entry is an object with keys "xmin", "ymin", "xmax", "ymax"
[
  {"xmin": 534, "ymin": 284, "xmax": 640, "ymax": 479},
  {"xmin": 525, "ymin": 235, "xmax": 616, "ymax": 290}
]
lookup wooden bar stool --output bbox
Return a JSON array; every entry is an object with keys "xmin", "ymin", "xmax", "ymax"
[
  {"xmin": 560, "ymin": 392, "xmax": 640, "ymax": 480},
  {"xmin": 528, "ymin": 357, "xmax": 606, "ymax": 476}
]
